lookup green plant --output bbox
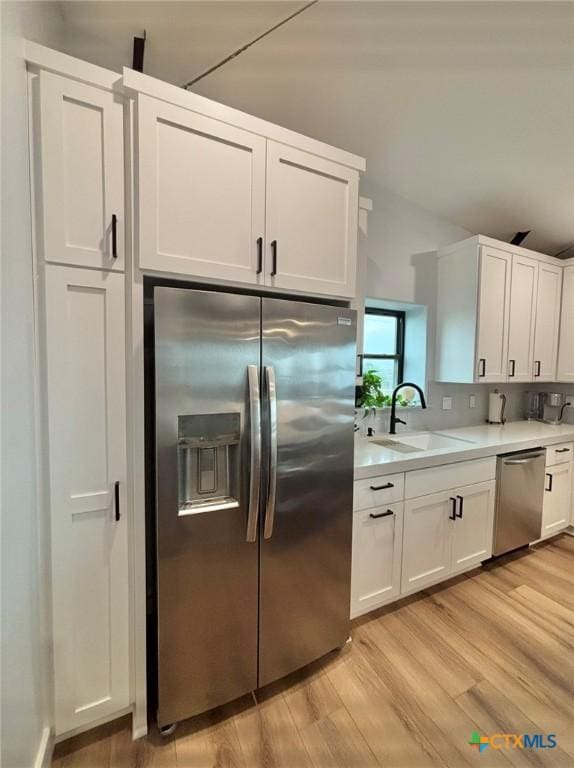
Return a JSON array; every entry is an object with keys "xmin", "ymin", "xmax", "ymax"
[{"xmin": 357, "ymin": 369, "xmax": 410, "ymax": 417}]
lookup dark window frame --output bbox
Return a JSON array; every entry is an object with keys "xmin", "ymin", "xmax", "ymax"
[{"xmin": 361, "ymin": 308, "xmax": 405, "ymax": 387}]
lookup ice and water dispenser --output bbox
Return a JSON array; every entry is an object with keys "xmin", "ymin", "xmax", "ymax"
[{"xmin": 177, "ymin": 413, "xmax": 241, "ymax": 515}]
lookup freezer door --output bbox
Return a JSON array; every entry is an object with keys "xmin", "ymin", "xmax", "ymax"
[
  {"xmin": 154, "ymin": 287, "xmax": 260, "ymax": 726},
  {"xmin": 259, "ymin": 299, "xmax": 356, "ymax": 687}
]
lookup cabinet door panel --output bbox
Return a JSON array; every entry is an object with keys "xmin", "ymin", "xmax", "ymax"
[
  {"xmin": 541, "ymin": 463, "xmax": 572, "ymax": 538},
  {"xmin": 557, "ymin": 266, "xmax": 574, "ymax": 382},
  {"xmin": 351, "ymin": 503, "xmax": 403, "ymax": 618},
  {"xmin": 40, "ymin": 71, "xmax": 124, "ymax": 269},
  {"xmin": 402, "ymin": 492, "xmax": 453, "ymax": 594},
  {"xmin": 476, "ymin": 247, "xmax": 512, "ymax": 382},
  {"xmin": 45, "ymin": 265, "xmax": 129, "ymax": 735},
  {"xmin": 451, "ymin": 481, "xmax": 495, "ymax": 572},
  {"xmin": 266, "ymin": 141, "xmax": 358, "ymax": 298},
  {"xmin": 507, "ymin": 255, "xmax": 537, "ymax": 382},
  {"xmin": 137, "ymin": 95, "xmax": 265, "ymax": 284},
  {"xmin": 533, "ymin": 263, "xmax": 562, "ymax": 381}
]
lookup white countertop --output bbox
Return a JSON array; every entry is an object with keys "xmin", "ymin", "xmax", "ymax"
[{"xmin": 354, "ymin": 421, "xmax": 574, "ymax": 480}]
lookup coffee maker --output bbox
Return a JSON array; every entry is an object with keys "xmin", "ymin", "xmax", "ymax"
[{"xmin": 526, "ymin": 391, "xmax": 571, "ymax": 424}]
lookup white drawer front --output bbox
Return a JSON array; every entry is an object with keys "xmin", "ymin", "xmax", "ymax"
[
  {"xmin": 405, "ymin": 457, "xmax": 496, "ymax": 500},
  {"xmin": 546, "ymin": 442, "xmax": 574, "ymax": 467},
  {"xmin": 354, "ymin": 473, "xmax": 404, "ymax": 511}
]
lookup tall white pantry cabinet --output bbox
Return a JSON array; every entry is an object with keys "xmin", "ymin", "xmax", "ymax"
[
  {"xmin": 36, "ymin": 70, "xmax": 130, "ymax": 735},
  {"xmin": 28, "ymin": 43, "xmax": 365, "ymax": 739}
]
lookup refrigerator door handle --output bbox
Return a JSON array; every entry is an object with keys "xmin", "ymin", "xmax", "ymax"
[
  {"xmin": 246, "ymin": 365, "xmax": 261, "ymax": 542},
  {"xmin": 264, "ymin": 366, "xmax": 278, "ymax": 539}
]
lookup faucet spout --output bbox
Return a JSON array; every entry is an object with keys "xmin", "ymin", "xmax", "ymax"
[{"xmin": 389, "ymin": 382, "xmax": 427, "ymax": 435}]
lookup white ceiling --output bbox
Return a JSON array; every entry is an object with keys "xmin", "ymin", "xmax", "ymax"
[{"xmin": 59, "ymin": 1, "xmax": 574, "ymax": 256}]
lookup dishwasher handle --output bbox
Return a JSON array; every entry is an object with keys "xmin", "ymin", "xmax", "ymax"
[{"xmin": 503, "ymin": 453, "xmax": 545, "ymax": 465}]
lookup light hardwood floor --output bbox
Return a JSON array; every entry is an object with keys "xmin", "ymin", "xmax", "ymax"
[{"xmin": 53, "ymin": 534, "xmax": 574, "ymax": 768}]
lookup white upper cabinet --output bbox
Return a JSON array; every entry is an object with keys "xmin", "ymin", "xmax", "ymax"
[
  {"xmin": 476, "ymin": 247, "xmax": 512, "ymax": 382},
  {"xmin": 137, "ymin": 95, "xmax": 266, "ymax": 285},
  {"xmin": 506, "ymin": 255, "xmax": 537, "ymax": 382},
  {"xmin": 533, "ymin": 262, "xmax": 562, "ymax": 381},
  {"xmin": 45, "ymin": 265, "xmax": 129, "ymax": 735},
  {"xmin": 265, "ymin": 142, "xmax": 358, "ymax": 298},
  {"xmin": 39, "ymin": 71, "xmax": 125, "ymax": 270},
  {"xmin": 134, "ymin": 90, "xmax": 361, "ymax": 298},
  {"xmin": 557, "ymin": 265, "xmax": 574, "ymax": 381},
  {"xmin": 436, "ymin": 236, "xmax": 565, "ymax": 384}
]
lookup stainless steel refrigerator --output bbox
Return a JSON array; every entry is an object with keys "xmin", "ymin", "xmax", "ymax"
[{"xmin": 152, "ymin": 285, "xmax": 356, "ymax": 728}]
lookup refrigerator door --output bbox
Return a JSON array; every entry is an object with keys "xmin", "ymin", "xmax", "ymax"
[
  {"xmin": 259, "ymin": 299, "xmax": 356, "ymax": 687},
  {"xmin": 154, "ymin": 287, "xmax": 260, "ymax": 726}
]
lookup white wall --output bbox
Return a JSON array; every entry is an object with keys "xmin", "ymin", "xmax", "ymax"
[
  {"xmin": 360, "ymin": 181, "xmax": 472, "ymax": 306},
  {"xmin": 1, "ymin": 3, "xmax": 63, "ymax": 767}
]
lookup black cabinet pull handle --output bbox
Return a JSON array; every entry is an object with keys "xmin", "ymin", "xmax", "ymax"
[
  {"xmin": 114, "ymin": 480, "xmax": 120, "ymax": 521},
  {"xmin": 509, "ymin": 359, "xmax": 516, "ymax": 377},
  {"xmin": 456, "ymin": 494, "xmax": 464, "ymax": 518},
  {"xmin": 270, "ymin": 240, "xmax": 278, "ymax": 276},
  {"xmin": 535, "ymin": 360, "xmax": 541, "ymax": 377},
  {"xmin": 478, "ymin": 358, "xmax": 486, "ymax": 377},
  {"xmin": 545, "ymin": 473, "xmax": 553, "ymax": 492},
  {"xmin": 111, "ymin": 214, "xmax": 118, "ymax": 258},
  {"xmin": 370, "ymin": 482, "xmax": 394, "ymax": 491},
  {"xmin": 449, "ymin": 497, "xmax": 457, "ymax": 520},
  {"xmin": 256, "ymin": 237, "xmax": 263, "ymax": 274},
  {"xmin": 556, "ymin": 448, "xmax": 570, "ymax": 453},
  {"xmin": 369, "ymin": 509, "xmax": 394, "ymax": 519}
]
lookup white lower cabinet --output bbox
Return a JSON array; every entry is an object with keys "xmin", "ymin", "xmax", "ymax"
[
  {"xmin": 45, "ymin": 265, "xmax": 129, "ymax": 735},
  {"xmin": 401, "ymin": 491, "xmax": 453, "ymax": 594},
  {"xmin": 450, "ymin": 481, "xmax": 496, "ymax": 572},
  {"xmin": 401, "ymin": 480, "xmax": 495, "ymax": 596},
  {"xmin": 351, "ymin": 503, "xmax": 403, "ymax": 618},
  {"xmin": 352, "ymin": 460, "xmax": 497, "ymax": 618},
  {"xmin": 541, "ymin": 461, "xmax": 573, "ymax": 539}
]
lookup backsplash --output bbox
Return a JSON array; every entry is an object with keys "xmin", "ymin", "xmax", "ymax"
[{"xmin": 356, "ymin": 381, "xmax": 531, "ymax": 435}]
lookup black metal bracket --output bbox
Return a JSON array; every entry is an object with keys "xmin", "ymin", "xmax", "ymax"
[{"xmin": 133, "ymin": 30, "xmax": 147, "ymax": 73}]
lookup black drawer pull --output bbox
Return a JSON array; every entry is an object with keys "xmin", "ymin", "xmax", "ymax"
[
  {"xmin": 370, "ymin": 482, "xmax": 394, "ymax": 491},
  {"xmin": 509, "ymin": 359, "xmax": 516, "ymax": 377},
  {"xmin": 111, "ymin": 214, "xmax": 118, "ymax": 258},
  {"xmin": 449, "ymin": 497, "xmax": 457, "ymax": 520},
  {"xmin": 545, "ymin": 473, "xmax": 553, "ymax": 492},
  {"xmin": 256, "ymin": 237, "xmax": 263, "ymax": 274},
  {"xmin": 478, "ymin": 358, "xmax": 486, "ymax": 377},
  {"xmin": 369, "ymin": 509, "xmax": 394, "ymax": 519},
  {"xmin": 270, "ymin": 240, "xmax": 278, "ymax": 276},
  {"xmin": 114, "ymin": 480, "xmax": 120, "ymax": 521},
  {"xmin": 535, "ymin": 360, "xmax": 541, "ymax": 377},
  {"xmin": 456, "ymin": 494, "xmax": 464, "ymax": 519},
  {"xmin": 556, "ymin": 448, "xmax": 571, "ymax": 453}
]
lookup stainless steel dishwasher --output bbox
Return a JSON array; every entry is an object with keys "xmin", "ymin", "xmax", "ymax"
[{"xmin": 493, "ymin": 448, "xmax": 546, "ymax": 556}]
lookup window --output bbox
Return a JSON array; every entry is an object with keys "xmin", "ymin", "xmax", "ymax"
[{"xmin": 362, "ymin": 308, "xmax": 405, "ymax": 393}]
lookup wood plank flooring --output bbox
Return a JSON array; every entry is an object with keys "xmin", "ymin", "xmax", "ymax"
[{"xmin": 53, "ymin": 534, "xmax": 574, "ymax": 768}]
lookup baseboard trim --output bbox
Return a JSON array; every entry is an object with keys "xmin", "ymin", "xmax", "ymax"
[
  {"xmin": 55, "ymin": 706, "xmax": 132, "ymax": 744},
  {"xmin": 34, "ymin": 727, "xmax": 53, "ymax": 768}
]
